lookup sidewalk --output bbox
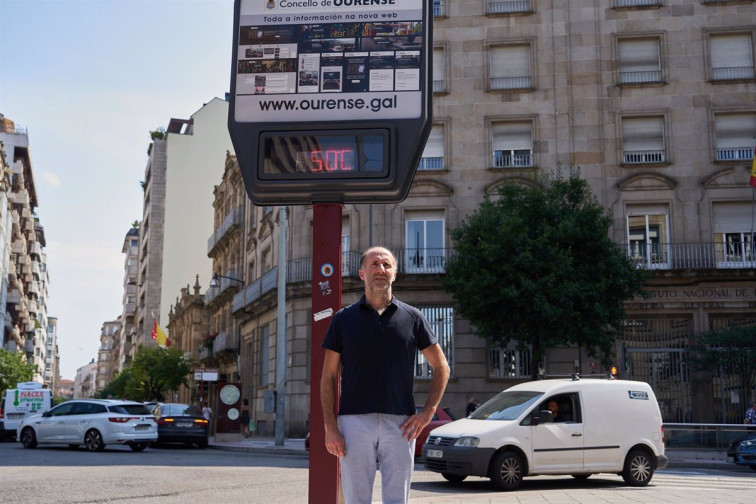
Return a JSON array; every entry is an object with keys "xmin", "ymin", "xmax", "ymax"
[{"xmin": 209, "ymin": 435, "xmax": 731, "ymax": 469}]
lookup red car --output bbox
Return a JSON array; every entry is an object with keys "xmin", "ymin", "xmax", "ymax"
[
  {"xmin": 414, "ymin": 405, "xmax": 455, "ymax": 457},
  {"xmin": 305, "ymin": 405, "xmax": 456, "ymax": 457}
]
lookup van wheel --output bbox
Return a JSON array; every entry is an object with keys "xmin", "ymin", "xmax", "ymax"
[
  {"xmin": 20, "ymin": 428, "xmax": 37, "ymax": 449},
  {"xmin": 489, "ymin": 451, "xmax": 524, "ymax": 491},
  {"xmin": 84, "ymin": 429, "xmax": 105, "ymax": 452},
  {"xmin": 441, "ymin": 473, "xmax": 467, "ymax": 484},
  {"xmin": 622, "ymin": 450, "xmax": 654, "ymax": 486}
]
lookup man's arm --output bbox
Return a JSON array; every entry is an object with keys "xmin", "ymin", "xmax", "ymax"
[
  {"xmin": 400, "ymin": 343, "xmax": 450, "ymax": 441},
  {"xmin": 321, "ymin": 349, "xmax": 346, "ymax": 457}
]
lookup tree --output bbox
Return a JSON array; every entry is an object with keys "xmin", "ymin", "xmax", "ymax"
[
  {"xmin": 442, "ymin": 170, "xmax": 648, "ymax": 378},
  {"xmin": 689, "ymin": 325, "xmax": 756, "ymax": 412},
  {"xmin": 127, "ymin": 346, "xmax": 192, "ymax": 402},
  {"xmin": 0, "ymin": 348, "xmax": 35, "ymax": 392}
]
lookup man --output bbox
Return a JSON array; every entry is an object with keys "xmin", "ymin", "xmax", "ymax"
[
  {"xmin": 321, "ymin": 246, "xmax": 450, "ymax": 504},
  {"xmin": 745, "ymin": 401, "xmax": 756, "ymax": 425},
  {"xmin": 546, "ymin": 399, "xmax": 563, "ymax": 422}
]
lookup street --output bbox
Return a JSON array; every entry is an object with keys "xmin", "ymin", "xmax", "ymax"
[{"xmin": 0, "ymin": 441, "xmax": 753, "ymax": 504}]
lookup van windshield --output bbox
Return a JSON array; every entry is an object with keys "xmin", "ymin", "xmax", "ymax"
[{"xmin": 469, "ymin": 391, "xmax": 543, "ymax": 421}]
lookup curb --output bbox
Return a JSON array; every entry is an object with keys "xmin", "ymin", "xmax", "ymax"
[{"xmin": 208, "ymin": 443, "xmax": 309, "ymax": 458}]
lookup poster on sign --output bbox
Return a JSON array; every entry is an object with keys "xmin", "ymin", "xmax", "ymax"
[{"xmin": 234, "ymin": 0, "xmax": 424, "ymax": 122}]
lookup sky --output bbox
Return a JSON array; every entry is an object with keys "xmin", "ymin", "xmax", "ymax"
[{"xmin": 0, "ymin": 0, "xmax": 235, "ymax": 379}]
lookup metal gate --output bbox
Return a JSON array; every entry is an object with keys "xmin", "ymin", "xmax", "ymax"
[{"xmin": 625, "ymin": 348, "xmax": 691, "ymax": 423}]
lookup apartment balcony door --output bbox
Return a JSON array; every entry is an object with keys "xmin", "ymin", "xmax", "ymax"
[
  {"xmin": 405, "ymin": 215, "xmax": 445, "ymax": 273},
  {"xmin": 627, "ymin": 211, "xmax": 670, "ymax": 269}
]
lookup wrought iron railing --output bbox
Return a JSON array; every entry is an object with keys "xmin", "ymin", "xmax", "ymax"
[
  {"xmin": 490, "ymin": 76, "xmax": 532, "ymax": 90},
  {"xmin": 487, "ymin": 0, "xmax": 531, "ymax": 14},
  {"xmin": 619, "ymin": 70, "xmax": 662, "ymax": 84},
  {"xmin": 711, "ymin": 66, "xmax": 755, "ymax": 81},
  {"xmin": 623, "ymin": 149, "xmax": 665, "ymax": 164},
  {"xmin": 622, "ymin": 242, "xmax": 756, "ymax": 270},
  {"xmin": 418, "ymin": 157, "xmax": 445, "ymax": 171},
  {"xmin": 207, "ymin": 206, "xmax": 243, "ymax": 254},
  {"xmin": 615, "ymin": 0, "xmax": 660, "ymax": 6},
  {"xmin": 493, "ymin": 151, "xmax": 533, "ymax": 168},
  {"xmin": 716, "ymin": 146, "xmax": 753, "ymax": 161}
]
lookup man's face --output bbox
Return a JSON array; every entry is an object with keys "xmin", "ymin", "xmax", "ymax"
[
  {"xmin": 547, "ymin": 401, "xmax": 558, "ymax": 414},
  {"xmin": 359, "ymin": 248, "xmax": 397, "ymax": 292}
]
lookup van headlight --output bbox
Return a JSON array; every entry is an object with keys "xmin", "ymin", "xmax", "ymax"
[{"xmin": 453, "ymin": 437, "xmax": 479, "ymax": 448}]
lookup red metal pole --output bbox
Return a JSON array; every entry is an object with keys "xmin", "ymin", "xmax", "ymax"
[{"xmin": 309, "ymin": 203, "xmax": 342, "ymax": 504}]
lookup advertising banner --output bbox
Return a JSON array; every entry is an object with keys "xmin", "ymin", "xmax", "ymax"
[{"xmin": 235, "ymin": 0, "xmax": 424, "ymax": 122}]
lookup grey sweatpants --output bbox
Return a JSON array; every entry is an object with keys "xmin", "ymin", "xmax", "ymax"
[{"xmin": 337, "ymin": 413, "xmax": 415, "ymax": 504}]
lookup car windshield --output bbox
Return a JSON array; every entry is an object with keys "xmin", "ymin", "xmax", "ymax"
[
  {"xmin": 469, "ymin": 391, "xmax": 543, "ymax": 421},
  {"xmin": 160, "ymin": 403, "xmax": 201, "ymax": 417},
  {"xmin": 109, "ymin": 404, "xmax": 151, "ymax": 415}
]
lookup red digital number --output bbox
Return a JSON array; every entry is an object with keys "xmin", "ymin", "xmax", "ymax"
[{"xmin": 310, "ymin": 149, "xmax": 355, "ymax": 172}]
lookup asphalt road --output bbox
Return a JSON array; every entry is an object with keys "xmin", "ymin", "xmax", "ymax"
[{"xmin": 1, "ymin": 440, "xmax": 753, "ymax": 504}]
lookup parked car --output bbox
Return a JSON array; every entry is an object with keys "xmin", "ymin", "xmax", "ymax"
[
  {"xmin": 424, "ymin": 378, "xmax": 667, "ymax": 490},
  {"xmin": 415, "ymin": 406, "xmax": 455, "ymax": 457},
  {"xmin": 17, "ymin": 399, "xmax": 157, "ymax": 452},
  {"xmin": 727, "ymin": 431, "xmax": 756, "ymax": 470},
  {"xmin": 148, "ymin": 402, "xmax": 209, "ymax": 448},
  {"xmin": 304, "ymin": 405, "xmax": 455, "ymax": 457}
]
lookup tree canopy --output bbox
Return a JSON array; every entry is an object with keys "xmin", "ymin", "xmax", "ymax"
[
  {"xmin": 99, "ymin": 346, "xmax": 192, "ymax": 402},
  {"xmin": 0, "ymin": 348, "xmax": 35, "ymax": 392},
  {"xmin": 442, "ymin": 170, "xmax": 648, "ymax": 377}
]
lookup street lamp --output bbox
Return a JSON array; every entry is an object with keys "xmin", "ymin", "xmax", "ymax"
[{"xmin": 209, "ymin": 272, "xmax": 244, "ymax": 288}]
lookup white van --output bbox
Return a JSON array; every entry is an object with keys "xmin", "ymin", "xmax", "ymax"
[
  {"xmin": 1, "ymin": 382, "xmax": 54, "ymax": 440},
  {"xmin": 423, "ymin": 377, "xmax": 668, "ymax": 490}
]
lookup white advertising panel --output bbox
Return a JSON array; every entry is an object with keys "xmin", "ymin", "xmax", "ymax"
[{"xmin": 235, "ymin": 0, "xmax": 425, "ymax": 122}]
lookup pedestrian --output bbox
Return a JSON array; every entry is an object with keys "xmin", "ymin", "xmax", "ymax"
[
  {"xmin": 202, "ymin": 404, "xmax": 212, "ymax": 421},
  {"xmin": 745, "ymin": 401, "xmax": 756, "ymax": 425},
  {"xmin": 321, "ymin": 246, "xmax": 450, "ymax": 504},
  {"xmin": 466, "ymin": 397, "xmax": 480, "ymax": 416},
  {"xmin": 241, "ymin": 398, "xmax": 251, "ymax": 438}
]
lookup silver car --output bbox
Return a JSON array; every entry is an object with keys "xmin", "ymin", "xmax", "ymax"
[{"xmin": 17, "ymin": 399, "xmax": 157, "ymax": 452}]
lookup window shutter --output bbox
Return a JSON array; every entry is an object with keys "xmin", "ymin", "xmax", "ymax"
[
  {"xmin": 619, "ymin": 38, "xmax": 660, "ymax": 72},
  {"xmin": 422, "ymin": 125, "xmax": 445, "ymax": 157},
  {"xmin": 715, "ymin": 114, "xmax": 756, "ymax": 148},
  {"xmin": 491, "ymin": 45, "xmax": 530, "ymax": 78},
  {"xmin": 492, "ymin": 122, "xmax": 532, "ymax": 150},
  {"xmin": 622, "ymin": 117, "xmax": 665, "ymax": 151},
  {"xmin": 713, "ymin": 202, "xmax": 752, "ymax": 233},
  {"xmin": 710, "ymin": 34, "xmax": 753, "ymax": 68}
]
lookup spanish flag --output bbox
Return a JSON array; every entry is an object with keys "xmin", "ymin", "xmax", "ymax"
[
  {"xmin": 750, "ymin": 144, "xmax": 756, "ymax": 188},
  {"xmin": 151, "ymin": 318, "xmax": 171, "ymax": 348}
]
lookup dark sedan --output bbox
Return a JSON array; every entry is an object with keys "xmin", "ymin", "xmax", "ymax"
[{"xmin": 149, "ymin": 403, "xmax": 209, "ymax": 448}]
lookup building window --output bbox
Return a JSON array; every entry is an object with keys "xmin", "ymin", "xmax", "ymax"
[
  {"xmin": 617, "ymin": 37, "xmax": 663, "ymax": 85},
  {"xmin": 260, "ymin": 324, "xmax": 270, "ymax": 385},
  {"xmin": 708, "ymin": 32, "xmax": 755, "ymax": 81},
  {"xmin": 489, "ymin": 44, "xmax": 533, "ymax": 90},
  {"xmin": 415, "ymin": 306, "xmax": 454, "ymax": 378},
  {"xmin": 433, "ymin": 0, "xmax": 444, "ymax": 17},
  {"xmin": 626, "ymin": 205, "xmax": 670, "ymax": 269},
  {"xmin": 621, "ymin": 116, "xmax": 667, "ymax": 165},
  {"xmin": 491, "ymin": 121, "xmax": 533, "ymax": 168},
  {"xmin": 418, "ymin": 124, "xmax": 446, "ymax": 171},
  {"xmin": 713, "ymin": 112, "xmax": 756, "ymax": 162},
  {"xmin": 712, "ymin": 202, "xmax": 756, "ymax": 267},
  {"xmin": 433, "ymin": 46, "xmax": 448, "ymax": 94},
  {"xmin": 489, "ymin": 342, "xmax": 531, "ymax": 379},
  {"xmin": 405, "ymin": 210, "xmax": 445, "ymax": 273},
  {"xmin": 487, "ymin": 0, "xmax": 532, "ymax": 14},
  {"xmin": 262, "ymin": 248, "xmax": 273, "ymax": 272},
  {"xmin": 341, "ymin": 216, "xmax": 353, "ymax": 276}
]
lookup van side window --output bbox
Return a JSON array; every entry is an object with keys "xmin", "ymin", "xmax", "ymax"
[{"xmin": 540, "ymin": 393, "xmax": 581, "ymax": 423}]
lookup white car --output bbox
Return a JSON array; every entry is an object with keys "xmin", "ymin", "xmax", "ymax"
[{"xmin": 17, "ymin": 399, "xmax": 157, "ymax": 452}]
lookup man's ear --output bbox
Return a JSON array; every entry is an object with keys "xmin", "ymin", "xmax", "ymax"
[{"xmin": 358, "ymin": 268, "xmax": 365, "ymax": 281}]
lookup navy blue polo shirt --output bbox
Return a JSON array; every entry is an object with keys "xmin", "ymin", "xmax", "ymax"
[{"xmin": 322, "ymin": 296, "xmax": 437, "ymax": 416}]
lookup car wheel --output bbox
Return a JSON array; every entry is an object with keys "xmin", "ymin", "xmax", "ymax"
[
  {"xmin": 441, "ymin": 473, "xmax": 467, "ymax": 484},
  {"xmin": 489, "ymin": 451, "xmax": 524, "ymax": 491},
  {"xmin": 20, "ymin": 428, "xmax": 37, "ymax": 449},
  {"xmin": 622, "ymin": 449, "xmax": 654, "ymax": 486},
  {"xmin": 84, "ymin": 429, "xmax": 105, "ymax": 452},
  {"xmin": 130, "ymin": 442, "xmax": 148, "ymax": 452},
  {"xmin": 572, "ymin": 474, "xmax": 591, "ymax": 480}
]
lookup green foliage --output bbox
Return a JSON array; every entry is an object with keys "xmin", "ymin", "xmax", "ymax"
[
  {"xmin": 149, "ymin": 127, "xmax": 166, "ymax": 140},
  {"xmin": 0, "ymin": 348, "xmax": 35, "ymax": 393},
  {"xmin": 442, "ymin": 169, "xmax": 648, "ymax": 377},
  {"xmin": 99, "ymin": 346, "xmax": 192, "ymax": 402},
  {"xmin": 689, "ymin": 325, "xmax": 756, "ymax": 404}
]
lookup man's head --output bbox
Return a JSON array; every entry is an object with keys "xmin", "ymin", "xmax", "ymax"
[
  {"xmin": 547, "ymin": 400, "xmax": 559, "ymax": 415},
  {"xmin": 359, "ymin": 247, "xmax": 397, "ymax": 295}
]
